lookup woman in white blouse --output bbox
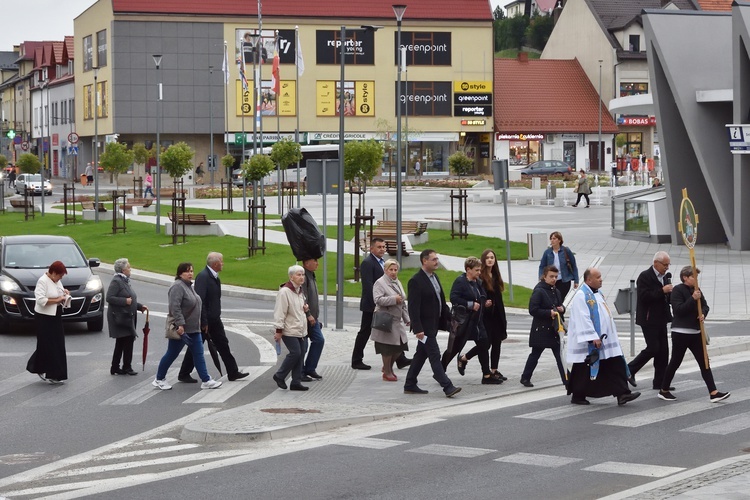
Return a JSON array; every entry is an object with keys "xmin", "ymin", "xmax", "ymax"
[{"xmin": 26, "ymin": 261, "xmax": 71, "ymax": 384}]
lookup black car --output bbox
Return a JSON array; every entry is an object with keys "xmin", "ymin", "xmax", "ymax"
[
  {"xmin": 0, "ymin": 235, "xmax": 104, "ymax": 332},
  {"xmin": 518, "ymin": 160, "xmax": 573, "ymax": 177}
]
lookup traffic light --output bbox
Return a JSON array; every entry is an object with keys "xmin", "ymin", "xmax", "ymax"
[
  {"xmin": 207, "ymin": 155, "xmax": 213, "ymax": 168},
  {"xmin": 6, "ymin": 129, "xmax": 14, "ymax": 139}
]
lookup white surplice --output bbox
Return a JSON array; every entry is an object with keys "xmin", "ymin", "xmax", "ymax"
[{"xmin": 567, "ymin": 284, "xmax": 624, "ymax": 363}]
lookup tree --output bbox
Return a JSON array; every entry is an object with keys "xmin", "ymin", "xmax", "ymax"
[
  {"xmin": 99, "ymin": 142, "xmax": 135, "ymax": 186},
  {"xmin": 160, "ymin": 141, "xmax": 195, "ymax": 181},
  {"xmin": 526, "ymin": 14, "xmax": 554, "ymax": 51},
  {"xmin": 270, "ymin": 139, "xmax": 303, "ymax": 182},
  {"xmin": 493, "ymin": 6, "xmax": 505, "ymax": 20},
  {"xmin": 496, "ymin": 15, "xmax": 529, "ymax": 51},
  {"xmin": 448, "ymin": 150, "xmax": 474, "ymax": 179},
  {"xmin": 132, "ymin": 142, "xmax": 152, "ymax": 175},
  {"xmin": 16, "ymin": 153, "xmax": 42, "ymax": 174},
  {"xmin": 241, "ymin": 154, "xmax": 275, "ymax": 183},
  {"xmin": 344, "ymin": 139, "xmax": 383, "ymax": 185}
]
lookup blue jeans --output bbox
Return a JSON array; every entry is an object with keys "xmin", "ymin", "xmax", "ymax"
[
  {"xmin": 144, "ymin": 186, "xmax": 154, "ymax": 197},
  {"xmin": 156, "ymin": 333, "xmax": 210, "ymax": 382},
  {"xmin": 303, "ymin": 320, "xmax": 325, "ymax": 375}
]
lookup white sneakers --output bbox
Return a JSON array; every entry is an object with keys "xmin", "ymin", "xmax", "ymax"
[
  {"xmin": 201, "ymin": 379, "xmax": 223, "ymax": 389},
  {"xmin": 152, "ymin": 378, "xmax": 172, "ymax": 390},
  {"xmin": 152, "ymin": 378, "xmax": 222, "ymax": 390}
]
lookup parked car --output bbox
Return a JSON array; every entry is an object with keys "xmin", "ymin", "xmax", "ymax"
[
  {"xmin": 0, "ymin": 235, "xmax": 104, "ymax": 332},
  {"xmin": 14, "ymin": 173, "xmax": 53, "ymax": 196},
  {"xmin": 518, "ymin": 160, "xmax": 573, "ymax": 177}
]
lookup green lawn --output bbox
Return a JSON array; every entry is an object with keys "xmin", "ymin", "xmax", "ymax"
[{"xmin": 1, "ymin": 212, "xmax": 532, "ymax": 307}]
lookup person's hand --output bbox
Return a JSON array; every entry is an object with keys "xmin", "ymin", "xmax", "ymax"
[
  {"xmin": 593, "ymin": 339, "xmax": 602, "ymax": 348},
  {"xmin": 574, "ymin": 283, "xmax": 579, "ymax": 289},
  {"xmin": 692, "ymin": 289, "xmax": 702, "ymax": 301},
  {"xmin": 663, "ymin": 284, "xmax": 674, "ymax": 294},
  {"xmin": 126, "ymin": 297, "xmax": 132, "ymax": 305},
  {"xmin": 273, "ymin": 331, "xmax": 282, "ymax": 342},
  {"xmin": 303, "ymin": 304, "xmax": 309, "ymax": 313},
  {"xmin": 415, "ymin": 332, "xmax": 425, "ymax": 340},
  {"xmin": 472, "ymin": 302, "xmax": 480, "ymax": 311},
  {"xmin": 698, "ymin": 314, "xmax": 705, "ymax": 322},
  {"xmin": 485, "ymin": 299, "xmax": 492, "ymax": 308},
  {"xmin": 556, "ymin": 305, "xmax": 565, "ymax": 312},
  {"xmin": 177, "ymin": 325, "xmax": 185, "ymax": 336},
  {"xmin": 395, "ymin": 295, "xmax": 403, "ymax": 304},
  {"xmin": 307, "ymin": 315, "xmax": 316, "ymax": 325},
  {"xmin": 551, "ymin": 309, "xmax": 557, "ymax": 318},
  {"xmin": 141, "ymin": 305, "xmax": 149, "ymax": 311},
  {"xmin": 201, "ymin": 325, "xmax": 208, "ymax": 333}
]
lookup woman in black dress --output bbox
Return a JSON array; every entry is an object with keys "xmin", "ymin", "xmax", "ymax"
[{"xmin": 26, "ymin": 261, "xmax": 70, "ymax": 384}]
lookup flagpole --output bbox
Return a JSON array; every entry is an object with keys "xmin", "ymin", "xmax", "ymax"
[
  {"xmin": 224, "ymin": 41, "xmax": 229, "ymax": 157},
  {"xmin": 257, "ymin": 0, "xmax": 264, "ymax": 208},
  {"xmin": 295, "ymin": 25, "xmax": 301, "ymax": 207},
  {"xmin": 275, "ymin": 30, "xmax": 282, "ymax": 214},
  {"xmin": 240, "ymin": 38, "xmax": 247, "ymax": 212}
]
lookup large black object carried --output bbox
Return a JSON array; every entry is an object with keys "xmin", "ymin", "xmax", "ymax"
[{"xmin": 281, "ymin": 207, "xmax": 326, "ymax": 260}]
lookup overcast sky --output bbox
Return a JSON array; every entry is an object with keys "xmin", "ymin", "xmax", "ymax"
[{"xmin": 0, "ymin": 0, "xmax": 505, "ymax": 52}]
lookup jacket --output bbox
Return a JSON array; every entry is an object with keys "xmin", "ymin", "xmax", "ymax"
[
  {"xmin": 635, "ymin": 266, "xmax": 673, "ymax": 326},
  {"xmin": 450, "ymin": 273, "xmax": 487, "ymax": 341},
  {"xmin": 407, "ymin": 269, "xmax": 450, "ymax": 337},
  {"xmin": 301, "ymin": 268, "xmax": 319, "ymax": 321},
  {"xmin": 359, "ymin": 253, "xmax": 384, "ymax": 312},
  {"xmin": 106, "ymin": 274, "xmax": 144, "ymax": 338},
  {"xmin": 528, "ymin": 280, "xmax": 565, "ymax": 348},
  {"xmin": 481, "ymin": 275, "xmax": 508, "ymax": 341},
  {"xmin": 34, "ymin": 273, "xmax": 65, "ymax": 316},
  {"xmin": 576, "ymin": 176, "xmax": 592, "ymax": 195},
  {"xmin": 671, "ymin": 283, "xmax": 709, "ymax": 331},
  {"xmin": 538, "ymin": 246, "xmax": 579, "ymax": 284},
  {"xmin": 273, "ymin": 281, "xmax": 307, "ymax": 338},
  {"xmin": 194, "ymin": 266, "xmax": 221, "ymax": 329},
  {"xmin": 371, "ymin": 275, "xmax": 410, "ymax": 346},
  {"xmin": 168, "ymin": 278, "xmax": 202, "ymax": 333}
]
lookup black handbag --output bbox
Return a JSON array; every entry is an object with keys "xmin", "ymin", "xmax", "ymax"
[
  {"xmin": 372, "ymin": 311, "xmax": 394, "ymax": 332},
  {"xmin": 113, "ymin": 310, "xmax": 134, "ymax": 327}
]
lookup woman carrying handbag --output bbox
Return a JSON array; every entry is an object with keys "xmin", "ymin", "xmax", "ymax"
[
  {"xmin": 520, "ymin": 265, "xmax": 567, "ymax": 388},
  {"xmin": 371, "ymin": 259, "xmax": 410, "ymax": 381}
]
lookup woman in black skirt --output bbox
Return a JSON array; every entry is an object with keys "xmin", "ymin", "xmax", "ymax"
[{"xmin": 27, "ymin": 261, "xmax": 70, "ymax": 384}]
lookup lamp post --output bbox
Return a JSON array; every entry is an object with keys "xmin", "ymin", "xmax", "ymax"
[
  {"xmin": 598, "ymin": 59, "xmax": 603, "ymax": 173},
  {"xmin": 336, "ymin": 25, "xmax": 381, "ymax": 330},
  {"xmin": 93, "ymin": 66, "xmax": 100, "ymax": 223},
  {"xmin": 39, "ymin": 79, "xmax": 49, "ymax": 217},
  {"xmin": 153, "ymin": 55, "xmax": 163, "ymax": 233},
  {"xmin": 209, "ymin": 65, "xmax": 215, "ymax": 187},
  {"xmin": 393, "ymin": 4, "xmax": 406, "ymax": 268}
]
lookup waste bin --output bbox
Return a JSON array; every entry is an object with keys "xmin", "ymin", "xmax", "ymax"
[
  {"xmin": 545, "ymin": 183, "xmax": 556, "ymax": 200},
  {"xmin": 527, "ymin": 232, "xmax": 548, "ymax": 260},
  {"xmin": 531, "ymin": 177, "xmax": 541, "ymax": 190},
  {"xmin": 80, "ymin": 174, "xmax": 87, "ymax": 186}
]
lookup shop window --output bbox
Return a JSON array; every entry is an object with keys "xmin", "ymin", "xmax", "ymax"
[
  {"xmin": 563, "ymin": 141, "xmax": 576, "ymax": 167},
  {"xmin": 620, "ymin": 82, "xmax": 648, "ymax": 97}
]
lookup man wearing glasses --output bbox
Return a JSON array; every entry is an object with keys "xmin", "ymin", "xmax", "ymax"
[{"xmin": 628, "ymin": 251, "xmax": 674, "ymax": 390}]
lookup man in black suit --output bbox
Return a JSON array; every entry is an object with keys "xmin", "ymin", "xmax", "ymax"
[
  {"xmin": 403, "ymin": 249, "xmax": 461, "ymax": 398},
  {"xmin": 351, "ymin": 238, "xmax": 410, "ymax": 370},
  {"xmin": 179, "ymin": 252, "xmax": 249, "ymax": 382},
  {"xmin": 628, "ymin": 251, "xmax": 673, "ymax": 390}
]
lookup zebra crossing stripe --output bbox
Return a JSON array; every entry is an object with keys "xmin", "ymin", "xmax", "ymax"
[
  {"xmin": 100, "ymin": 368, "xmax": 181, "ymax": 405},
  {"xmin": 336, "ymin": 437, "xmax": 409, "ymax": 449},
  {"xmin": 583, "ymin": 461, "xmax": 685, "ymax": 477},
  {"xmin": 183, "ymin": 366, "xmax": 269, "ymax": 404},
  {"xmin": 20, "ymin": 368, "xmax": 111, "ymax": 407},
  {"xmin": 681, "ymin": 411, "xmax": 750, "ymax": 435},
  {"xmin": 0, "ymin": 372, "xmax": 42, "ymax": 398},
  {"xmin": 495, "ymin": 452, "xmax": 582, "ymax": 467},
  {"xmin": 407, "ymin": 444, "xmax": 496, "ymax": 458}
]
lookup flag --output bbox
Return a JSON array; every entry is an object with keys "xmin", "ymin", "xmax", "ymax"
[
  {"xmin": 237, "ymin": 43, "xmax": 248, "ymax": 92},
  {"xmin": 271, "ymin": 38, "xmax": 280, "ymax": 95},
  {"xmin": 296, "ymin": 29, "xmax": 305, "ymax": 76},
  {"xmin": 222, "ymin": 43, "xmax": 229, "ymax": 85}
]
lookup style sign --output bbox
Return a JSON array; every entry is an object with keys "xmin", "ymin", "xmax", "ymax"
[{"xmin": 316, "ymin": 81, "xmax": 374, "ymax": 116}]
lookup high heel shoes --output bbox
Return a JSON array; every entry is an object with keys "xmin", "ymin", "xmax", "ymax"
[{"xmin": 382, "ymin": 373, "xmax": 398, "ymax": 382}]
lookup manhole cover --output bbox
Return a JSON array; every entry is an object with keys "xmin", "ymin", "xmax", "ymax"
[
  {"xmin": 260, "ymin": 408, "xmax": 322, "ymax": 414},
  {"xmin": 0, "ymin": 452, "xmax": 59, "ymax": 465}
]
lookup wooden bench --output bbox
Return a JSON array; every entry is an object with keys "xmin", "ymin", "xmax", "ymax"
[
  {"xmin": 384, "ymin": 239, "xmax": 412, "ymax": 257},
  {"xmin": 168, "ymin": 212, "xmax": 211, "ymax": 225},
  {"xmin": 120, "ymin": 198, "xmax": 153, "ymax": 211},
  {"xmin": 80, "ymin": 201, "xmax": 108, "ymax": 212},
  {"xmin": 375, "ymin": 220, "xmax": 428, "ymax": 236},
  {"xmin": 10, "ymin": 198, "xmax": 34, "ymax": 209}
]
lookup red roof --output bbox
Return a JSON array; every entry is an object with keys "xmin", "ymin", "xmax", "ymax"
[
  {"xmin": 494, "ymin": 57, "xmax": 619, "ymax": 134},
  {"xmin": 111, "ymin": 0, "xmax": 493, "ymax": 21},
  {"xmin": 696, "ymin": 0, "xmax": 732, "ymax": 11}
]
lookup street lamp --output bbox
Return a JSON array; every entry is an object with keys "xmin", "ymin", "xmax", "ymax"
[
  {"xmin": 93, "ymin": 66, "xmax": 100, "ymax": 223},
  {"xmin": 393, "ymin": 4, "xmax": 407, "ymax": 268},
  {"xmin": 209, "ymin": 65, "xmax": 215, "ymax": 187},
  {"xmin": 337, "ymin": 25, "xmax": 381, "ymax": 330},
  {"xmin": 153, "ymin": 54, "xmax": 163, "ymax": 234},
  {"xmin": 598, "ymin": 59, "xmax": 603, "ymax": 173}
]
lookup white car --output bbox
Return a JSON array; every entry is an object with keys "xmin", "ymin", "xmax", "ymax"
[{"xmin": 15, "ymin": 173, "xmax": 52, "ymax": 196}]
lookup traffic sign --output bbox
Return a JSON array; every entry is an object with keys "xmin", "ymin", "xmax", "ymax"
[
  {"xmin": 20, "ymin": 141, "xmax": 29, "ymax": 151},
  {"xmin": 726, "ymin": 123, "xmax": 750, "ymax": 153},
  {"xmin": 68, "ymin": 132, "xmax": 79, "ymax": 144}
]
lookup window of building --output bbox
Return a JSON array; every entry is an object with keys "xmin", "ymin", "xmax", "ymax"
[
  {"xmin": 509, "ymin": 140, "xmax": 541, "ymax": 165},
  {"xmin": 52, "ymin": 102, "xmax": 58, "ymax": 125},
  {"xmin": 84, "ymin": 84, "xmax": 93, "ymax": 120},
  {"xmin": 61, "ymin": 100, "xmax": 67, "ymax": 124},
  {"xmin": 83, "ymin": 35, "xmax": 93, "ymax": 71},
  {"xmin": 620, "ymin": 82, "xmax": 648, "ymax": 97},
  {"xmin": 629, "ymin": 34, "xmax": 640, "ymax": 52},
  {"xmin": 97, "ymin": 81, "xmax": 108, "ymax": 118},
  {"xmin": 97, "ymin": 30, "xmax": 107, "ymax": 67},
  {"xmin": 69, "ymin": 99, "xmax": 75, "ymax": 123}
]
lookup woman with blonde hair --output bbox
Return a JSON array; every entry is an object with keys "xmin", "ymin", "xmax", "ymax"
[{"xmin": 371, "ymin": 259, "xmax": 410, "ymax": 381}]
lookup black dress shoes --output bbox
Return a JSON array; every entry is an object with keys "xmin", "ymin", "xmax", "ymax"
[
  {"xmin": 627, "ymin": 374, "xmax": 637, "ymax": 387},
  {"xmin": 396, "ymin": 357, "xmax": 412, "ymax": 369},
  {"xmin": 178, "ymin": 375, "xmax": 198, "ymax": 383},
  {"xmin": 571, "ymin": 398, "xmax": 590, "ymax": 405},
  {"xmin": 404, "ymin": 386, "xmax": 429, "ymax": 394},
  {"xmin": 228, "ymin": 372, "xmax": 250, "ymax": 381},
  {"xmin": 300, "ymin": 375, "xmax": 313, "ymax": 382},
  {"xmin": 289, "ymin": 384, "xmax": 309, "ymax": 391},
  {"xmin": 122, "ymin": 368, "xmax": 138, "ymax": 376},
  {"xmin": 617, "ymin": 391, "xmax": 641, "ymax": 406},
  {"xmin": 444, "ymin": 386, "xmax": 462, "ymax": 398},
  {"xmin": 272, "ymin": 374, "xmax": 287, "ymax": 390},
  {"xmin": 305, "ymin": 371, "xmax": 323, "ymax": 380},
  {"xmin": 351, "ymin": 361, "xmax": 372, "ymax": 370},
  {"xmin": 520, "ymin": 379, "xmax": 534, "ymax": 388},
  {"xmin": 110, "ymin": 367, "xmax": 125, "ymax": 375}
]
